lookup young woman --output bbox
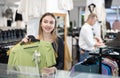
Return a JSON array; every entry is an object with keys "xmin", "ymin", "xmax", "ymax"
[
  {"xmin": 8, "ymin": 13, "xmax": 64, "ymax": 74},
  {"xmin": 22, "ymin": 12, "xmax": 64, "ymax": 70},
  {"xmin": 37, "ymin": 12, "xmax": 64, "ymax": 70}
]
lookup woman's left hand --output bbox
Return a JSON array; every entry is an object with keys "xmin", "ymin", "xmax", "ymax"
[{"xmin": 41, "ymin": 67, "xmax": 57, "ymax": 75}]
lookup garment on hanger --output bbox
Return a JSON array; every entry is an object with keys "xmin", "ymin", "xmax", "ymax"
[
  {"xmin": 102, "ymin": 58, "xmax": 119, "ymax": 76},
  {"xmin": 85, "ymin": 0, "xmax": 106, "ymax": 39},
  {"xmin": 17, "ymin": 0, "xmax": 46, "ymax": 22},
  {"xmin": 102, "ymin": 63, "xmax": 112, "ymax": 75},
  {"xmin": 58, "ymin": 0, "xmax": 73, "ymax": 10},
  {"xmin": 8, "ymin": 40, "xmax": 56, "ymax": 72},
  {"xmin": 5, "ymin": 7, "xmax": 13, "ymax": 18},
  {"xmin": 15, "ymin": 10, "xmax": 23, "ymax": 21},
  {"xmin": 17, "ymin": 0, "xmax": 46, "ymax": 36},
  {"xmin": 85, "ymin": 0, "xmax": 106, "ymax": 22}
]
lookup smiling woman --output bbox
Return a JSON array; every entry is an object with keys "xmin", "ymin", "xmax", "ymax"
[{"xmin": 8, "ymin": 13, "xmax": 65, "ymax": 76}]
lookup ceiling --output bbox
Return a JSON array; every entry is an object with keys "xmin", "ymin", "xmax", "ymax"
[
  {"xmin": 0, "ymin": 0, "xmax": 20, "ymax": 7},
  {"xmin": 1, "ymin": 0, "xmax": 120, "ymax": 8},
  {"xmin": 73, "ymin": 0, "xmax": 120, "ymax": 8}
]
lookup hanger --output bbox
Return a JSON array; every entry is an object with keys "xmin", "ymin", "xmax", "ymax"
[
  {"xmin": 20, "ymin": 35, "xmax": 40, "ymax": 49},
  {"xmin": 88, "ymin": 3, "xmax": 96, "ymax": 13},
  {"xmin": 24, "ymin": 45, "xmax": 39, "ymax": 49}
]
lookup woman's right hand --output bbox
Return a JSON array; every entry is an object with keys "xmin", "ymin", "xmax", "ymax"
[{"xmin": 21, "ymin": 37, "xmax": 29, "ymax": 45}]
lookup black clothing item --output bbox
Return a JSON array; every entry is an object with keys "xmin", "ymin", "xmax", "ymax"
[
  {"xmin": 7, "ymin": 20, "xmax": 12, "ymax": 27},
  {"xmin": 53, "ymin": 37, "xmax": 64, "ymax": 69},
  {"xmin": 41, "ymin": 36, "xmax": 64, "ymax": 69},
  {"xmin": 106, "ymin": 21, "xmax": 111, "ymax": 30},
  {"xmin": 15, "ymin": 10, "xmax": 23, "ymax": 21},
  {"xmin": 20, "ymin": 35, "xmax": 40, "ymax": 45},
  {"xmin": 106, "ymin": 32, "xmax": 120, "ymax": 47}
]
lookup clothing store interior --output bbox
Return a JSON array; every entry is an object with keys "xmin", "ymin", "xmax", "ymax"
[{"xmin": 0, "ymin": 0, "xmax": 120, "ymax": 78}]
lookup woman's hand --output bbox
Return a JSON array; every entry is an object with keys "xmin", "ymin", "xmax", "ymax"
[
  {"xmin": 21, "ymin": 37, "xmax": 30, "ymax": 45},
  {"xmin": 41, "ymin": 67, "xmax": 57, "ymax": 75}
]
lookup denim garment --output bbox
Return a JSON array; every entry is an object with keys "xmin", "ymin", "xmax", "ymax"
[{"xmin": 79, "ymin": 48, "xmax": 89, "ymax": 62}]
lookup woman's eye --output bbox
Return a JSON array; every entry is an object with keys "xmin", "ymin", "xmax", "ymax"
[
  {"xmin": 44, "ymin": 20, "xmax": 48, "ymax": 23},
  {"xmin": 50, "ymin": 21, "xmax": 54, "ymax": 24}
]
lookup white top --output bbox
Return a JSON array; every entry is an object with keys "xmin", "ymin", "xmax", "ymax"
[
  {"xmin": 58, "ymin": 0, "xmax": 73, "ymax": 10},
  {"xmin": 84, "ymin": 0, "xmax": 106, "ymax": 38},
  {"xmin": 17, "ymin": 0, "xmax": 46, "ymax": 22},
  {"xmin": 79, "ymin": 23, "xmax": 96, "ymax": 51}
]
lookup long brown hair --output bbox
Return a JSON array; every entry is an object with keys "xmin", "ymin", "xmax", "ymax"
[
  {"xmin": 38, "ymin": 12, "xmax": 57, "ymax": 41},
  {"xmin": 38, "ymin": 12, "xmax": 58, "ymax": 52}
]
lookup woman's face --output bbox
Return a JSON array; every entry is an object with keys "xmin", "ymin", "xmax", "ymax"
[{"xmin": 41, "ymin": 15, "xmax": 55, "ymax": 34}]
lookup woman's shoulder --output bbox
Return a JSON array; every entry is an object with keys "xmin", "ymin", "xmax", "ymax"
[
  {"xmin": 57, "ymin": 36, "xmax": 63, "ymax": 42},
  {"xmin": 56, "ymin": 36, "xmax": 64, "ymax": 46}
]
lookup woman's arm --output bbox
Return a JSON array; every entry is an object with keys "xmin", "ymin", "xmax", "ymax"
[{"xmin": 55, "ymin": 37, "xmax": 64, "ymax": 69}]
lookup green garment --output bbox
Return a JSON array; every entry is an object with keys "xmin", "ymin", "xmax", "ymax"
[{"xmin": 8, "ymin": 40, "xmax": 56, "ymax": 72}]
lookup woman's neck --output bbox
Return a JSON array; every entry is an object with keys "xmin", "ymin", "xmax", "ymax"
[{"xmin": 42, "ymin": 32, "xmax": 53, "ymax": 42}]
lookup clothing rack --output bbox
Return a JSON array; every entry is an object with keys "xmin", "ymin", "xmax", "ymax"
[
  {"xmin": 0, "ymin": 28, "xmax": 26, "ymax": 64},
  {"xmin": 89, "ymin": 46, "xmax": 120, "ymax": 75},
  {"xmin": 0, "ymin": 28, "xmax": 26, "ymax": 47}
]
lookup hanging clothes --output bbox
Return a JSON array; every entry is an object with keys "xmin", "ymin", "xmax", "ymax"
[
  {"xmin": 17, "ymin": 0, "xmax": 46, "ymax": 22},
  {"xmin": 18, "ymin": 0, "xmax": 47, "ymax": 36},
  {"xmin": 17, "ymin": 0, "xmax": 46, "ymax": 36},
  {"xmin": 102, "ymin": 63, "xmax": 112, "ymax": 75},
  {"xmin": 58, "ymin": 0, "xmax": 73, "ymax": 10},
  {"xmin": 15, "ymin": 10, "xmax": 23, "ymax": 21},
  {"xmin": 85, "ymin": 0, "xmax": 106, "ymax": 22},
  {"xmin": 84, "ymin": 0, "xmax": 106, "ymax": 39},
  {"xmin": 102, "ymin": 58, "xmax": 119, "ymax": 76},
  {"xmin": 8, "ymin": 40, "xmax": 56, "ymax": 72}
]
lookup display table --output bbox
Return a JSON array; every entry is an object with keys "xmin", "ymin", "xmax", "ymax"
[{"xmin": 0, "ymin": 63, "xmax": 120, "ymax": 78}]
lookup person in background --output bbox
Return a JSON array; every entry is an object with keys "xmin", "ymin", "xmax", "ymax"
[
  {"xmin": 112, "ymin": 19, "xmax": 120, "ymax": 31},
  {"xmin": 8, "ymin": 13, "xmax": 64, "ymax": 74},
  {"xmin": 78, "ymin": 13, "xmax": 104, "ymax": 62}
]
